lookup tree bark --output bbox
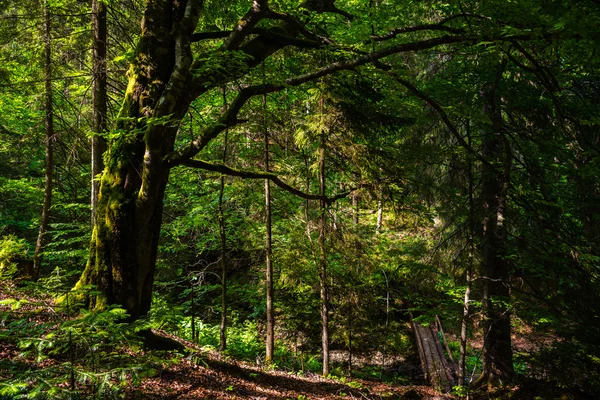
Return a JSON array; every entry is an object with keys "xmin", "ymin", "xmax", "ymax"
[
  {"xmin": 91, "ymin": 0, "xmax": 108, "ymax": 227},
  {"xmin": 32, "ymin": 0, "xmax": 54, "ymax": 281},
  {"xmin": 73, "ymin": 1, "xmax": 189, "ymax": 319},
  {"xmin": 219, "ymin": 172, "xmax": 227, "ymax": 352},
  {"xmin": 264, "ymin": 91, "xmax": 275, "ymax": 364},
  {"xmin": 219, "ymin": 91, "xmax": 229, "ymax": 353},
  {"xmin": 318, "ymin": 129, "xmax": 329, "ymax": 377},
  {"xmin": 459, "ymin": 121, "xmax": 474, "ymax": 386},
  {"xmin": 478, "ymin": 67, "xmax": 514, "ymax": 385},
  {"xmin": 376, "ymin": 188, "xmax": 383, "ymax": 234}
]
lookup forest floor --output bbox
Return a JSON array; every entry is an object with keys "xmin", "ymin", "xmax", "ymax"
[
  {"xmin": 127, "ymin": 346, "xmax": 448, "ymax": 400},
  {"xmin": 0, "ymin": 281, "xmax": 592, "ymax": 400},
  {"xmin": 0, "ymin": 281, "xmax": 450, "ymax": 399}
]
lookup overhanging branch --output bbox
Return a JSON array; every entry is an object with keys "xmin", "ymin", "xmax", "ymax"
[
  {"xmin": 386, "ymin": 71, "xmax": 493, "ymax": 168},
  {"xmin": 170, "ymin": 32, "xmax": 536, "ymax": 167},
  {"xmin": 191, "ymin": 28, "xmax": 323, "ymax": 48},
  {"xmin": 372, "ymin": 23, "xmax": 465, "ymax": 42},
  {"xmin": 166, "ymin": 34, "xmax": 473, "ymax": 166},
  {"xmin": 181, "ymin": 159, "xmax": 357, "ymax": 204}
]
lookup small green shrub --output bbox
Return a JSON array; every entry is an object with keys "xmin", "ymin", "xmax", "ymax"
[{"xmin": 0, "ymin": 235, "xmax": 31, "ymax": 278}]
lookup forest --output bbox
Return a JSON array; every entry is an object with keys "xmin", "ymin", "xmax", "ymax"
[{"xmin": 0, "ymin": 0, "xmax": 599, "ymax": 398}]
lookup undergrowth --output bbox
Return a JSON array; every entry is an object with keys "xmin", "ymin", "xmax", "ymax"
[{"xmin": 0, "ymin": 278, "xmax": 180, "ymax": 399}]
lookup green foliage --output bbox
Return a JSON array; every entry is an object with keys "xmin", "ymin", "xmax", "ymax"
[
  {"xmin": 1, "ymin": 0, "xmax": 600, "ymax": 395},
  {"xmin": 0, "ymin": 235, "xmax": 31, "ymax": 277},
  {"xmin": 0, "ymin": 287, "xmax": 170, "ymax": 399}
]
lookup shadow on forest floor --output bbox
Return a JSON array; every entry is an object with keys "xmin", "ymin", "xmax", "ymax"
[{"xmin": 126, "ymin": 348, "xmax": 447, "ymax": 400}]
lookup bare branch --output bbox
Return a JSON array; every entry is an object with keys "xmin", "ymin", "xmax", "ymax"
[
  {"xmin": 181, "ymin": 159, "xmax": 357, "ymax": 204},
  {"xmin": 191, "ymin": 28, "xmax": 323, "ymax": 47},
  {"xmin": 373, "ymin": 24, "xmax": 465, "ymax": 42},
  {"xmin": 386, "ymin": 71, "xmax": 493, "ymax": 168}
]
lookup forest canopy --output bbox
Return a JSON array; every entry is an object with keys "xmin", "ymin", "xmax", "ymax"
[{"xmin": 1, "ymin": 0, "xmax": 599, "ymax": 398}]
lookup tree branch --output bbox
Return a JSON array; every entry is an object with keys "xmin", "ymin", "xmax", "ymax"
[
  {"xmin": 265, "ymin": 10, "xmax": 334, "ymax": 45},
  {"xmin": 252, "ymin": 27, "xmax": 324, "ymax": 48},
  {"xmin": 372, "ymin": 23, "xmax": 465, "ymax": 42},
  {"xmin": 167, "ymin": 34, "xmax": 475, "ymax": 166},
  {"xmin": 181, "ymin": 159, "xmax": 356, "ymax": 204},
  {"xmin": 386, "ymin": 71, "xmax": 494, "ymax": 168},
  {"xmin": 191, "ymin": 31, "xmax": 230, "ymax": 41},
  {"xmin": 223, "ymin": 0, "xmax": 269, "ymax": 51},
  {"xmin": 191, "ymin": 28, "xmax": 323, "ymax": 48}
]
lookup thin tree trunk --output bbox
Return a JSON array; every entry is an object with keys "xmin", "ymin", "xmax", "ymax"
[
  {"xmin": 91, "ymin": 0, "xmax": 107, "ymax": 227},
  {"xmin": 219, "ymin": 93, "xmax": 229, "ymax": 353},
  {"xmin": 352, "ymin": 193, "xmax": 359, "ymax": 225},
  {"xmin": 460, "ymin": 258, "xmax": 473, "ymax": 385},
  {"xmin": 264, "ymin": 91, "xmax": 275, "ymax": 364},
  {"xmin": 318, "ymin": 128, "xmax": 329, "ymax": 376},
  {"xmin": 459, "ymin": 120, "xmax": 474, "ymax": 386},
  {"xmin": 219, "ymin": 174, "xmax": 227, "ymax": 352},
  {"xmin": 376, "ymin": 188, "xmax": 383, "ymax": 234},
  {"xmin": 380, "ymin": 270, "xmax": 390, "ymax": 378},
  {"xmin": 191, "ymin": 279, "xmax": 196, "ymax": 341},
  {"xmin": 347, "ymin": 300, "xmax": 353, "ymax": 374},
  {"xmin": 32, "ymin": 0, "xmax": 54, "ymax": 281},
  {"xmin": 348, "ymin": 192, "xmax": 359, "ymax": 373}
]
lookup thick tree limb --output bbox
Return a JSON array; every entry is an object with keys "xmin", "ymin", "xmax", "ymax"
[
  {"xmin": 172, "ymin": 31, "xmax": 539, "ymax": 166},
  {"xmin": 277, "ymin": 34, "xmax": 477, "ymax": 89},
  {"xmin": 167, "ymin": 34, "xmax": 474, "ymax": 166},
  {"xmin": 252, "ymin": 27, "xmax": 324, "ymax": 48},
  {"xmin": 154, "ymin": 0, "xmax": 204, "ymax": 119},
  {"xmin": 223, "ymin": 0, "xmax": 269, "ymax": 50},
  {"xmin": 181, "ymin": 159, "xmax": 356, "ymax": 204},
  {"xmin": 191, "ymin": 28, "xmax": 323, "ymax": 48},
  {"xmin": 304, "ymin": 0, "xmax": 354, "ymax": 20},
  {"xmin": 191, "ymin": 31, "xmax": 230, "ymax": 41},
  {"xmin": 372, "ymin": 23, "xmax": 465, "ymax": 42},
  {"xmin": 265, "ymin": 10, "xmax": 334, "ymax": 45}
]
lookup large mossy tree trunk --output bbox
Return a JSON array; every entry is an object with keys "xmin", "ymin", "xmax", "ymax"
[{"xmin": 74, "ymin": 1, "xmax": 194, "ymax": 319}]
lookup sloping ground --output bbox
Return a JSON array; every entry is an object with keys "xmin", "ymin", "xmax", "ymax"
[
  {"xmin": 4, "ymin": 282, "xmax": 589, "ymax": 399},
  {"xmin": 126, "ymin": 353, "xmax": 451, "ymax": 400},
  {"xmin": 0, "ymin": 282, "xmax": 450, "ymax": 400}
]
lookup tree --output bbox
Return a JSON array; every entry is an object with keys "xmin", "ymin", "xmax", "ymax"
[
  {"xmin": 91, "ymin": 0, "xmax": 108, "ymax": 227},
  {"xmin": 72, "ymin": 0, "xmax": 492, "ymax": 319},
  {"xmin": 32, "ymin": 0, "xmax": 54, "ymax": 281},
  {"xmin": 264, "ymin": 90, "xmax": 275, "ymax": 364},
  {"xmin": 318, "ymin": 115, "xmax": 329, "ymax": 376},
  {"xmin": 477, "ymin": 60, "xmax": 514, "ymax": 385}
]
